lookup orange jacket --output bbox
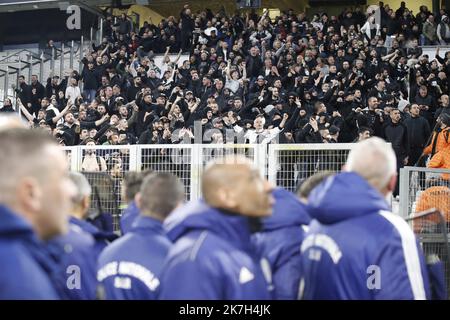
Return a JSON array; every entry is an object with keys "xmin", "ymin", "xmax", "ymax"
[
  {"xmin": 427, "ymin": 146, "xmax": 450, "ymax": 179},
  {"xmin": 415, "ymin": 186, "xmax": 450, "ymax": 222},
  {"xmin": 423, "ymin": 127, "xmax": 450, "ymax": 155}
]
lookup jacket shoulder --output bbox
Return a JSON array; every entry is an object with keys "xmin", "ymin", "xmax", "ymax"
[{"xmin": 0, "ymin": 240, "xmax": 58, "ymax": 299}]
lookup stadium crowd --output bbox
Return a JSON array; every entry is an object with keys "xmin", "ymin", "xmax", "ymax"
[
  {"xmin": 0, "ymin": 4, "xmax": 449, "ymax": 175},
  {"xmin": 1, "ymin": 4, "xmax": 449, "ymax": 183}
]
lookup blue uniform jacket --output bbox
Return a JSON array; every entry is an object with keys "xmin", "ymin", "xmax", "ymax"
[
  {"xmin": 120, "ymin": 201, "xmax": 140, "ymax": 235},
  {"xmin": 0, "ymin": 205, "xmax": 60, "ymax": 299},
  {"xmin": 159, "ymin": 200, "xmax": 271, "ymax": 300},
  {"xmin": 70, "ymin": 216, "xmax": 117, "ymax": 257},
  {"xmin": 97, "ymin": 215, "xmax": 171, "ymax": 299},
  {"xmin": 46, "ymin": 221, "xmax": 98, "ymax": 300},
  {"xmin": 252, "ymin": 188, "xmax": 311, "ymax": 299},
  {"xmin": 299, "ymin": 172, "xmax": 431, "ymax": 300}
]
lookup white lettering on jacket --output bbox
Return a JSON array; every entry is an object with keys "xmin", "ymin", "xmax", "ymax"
[
  {"xmin": 301, "ymin": 234, "xmax": 343, "ymax": 264},
  {"xmin": 97, "ymin": 261, "xmax": 160, "ymax": 291}
]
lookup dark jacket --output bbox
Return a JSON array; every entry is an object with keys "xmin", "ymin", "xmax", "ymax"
[
  {"xmin": 405, "ymin": 115, "xmax": 431, "ymax": 148},
  {"xmin": 382, "ymin": 120, "xmax": 410, "ymax": 160}
]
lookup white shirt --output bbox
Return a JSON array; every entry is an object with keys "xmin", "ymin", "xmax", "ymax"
[
  {"xmin": 234, "ymin": 124, "xmax": 282, "ymax": 144},
  {"xmin": 65, "ymin": 86, "xmax": 81, "ymax": 104}
]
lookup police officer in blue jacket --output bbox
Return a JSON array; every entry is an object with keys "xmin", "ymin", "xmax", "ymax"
[
  {"xmin": 120, "ymin": 171, "xmax": 152, "ymax": 235},
  {"xmin": 251, "ymin": 172, "xmax": 334, "ymax": 300},
  {"xmin": 46, "ymin": 172, "xmax": 101, "ymax": 300},
  {"xmin": 97, "ymin": 172, "xmax": 185, "ymax": 299},
  {"xmin": 159, "ymin": 156, "xmax": 274, "ymax": 300},
  {"xmin": 300, "ymin": 137, "xmax": 431, "ymax": 300},
  {"xmin": 0, "ymin": 128, "xmax": 76, "ymax": 299}
]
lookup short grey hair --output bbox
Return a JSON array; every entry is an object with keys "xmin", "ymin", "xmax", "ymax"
[
  {"xmin": 139, "ymin": 172, "xmax": 185, "ymax": 219},
  {"xmin": 345, "ymin": 137, "xmax": 397, "ymax": 191},
  {"xmin": 69, "ymin": 172, "xmax": 92, "ymax": 204}
]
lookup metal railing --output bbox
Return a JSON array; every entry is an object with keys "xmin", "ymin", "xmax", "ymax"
[
  {"xmin": 0, "ymin": 17, "xmax": 106, "ymax": 103},
  {"xmin": 60, "ymin": 143, "xmax": 356, "ymax": 231},
  {"xmin": 268, "ymin": 143, "xmax": 354, "ymax": 193},
  {"xmin": 399, "ymin": 166, "xmax": 450, "ymax": 220}
]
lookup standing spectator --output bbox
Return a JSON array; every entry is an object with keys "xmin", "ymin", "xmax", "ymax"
[
  {"xmin": 81, "ymin": 139, "xmax": 107, "ymax": 172},
  {"xmin": 46, "ymin": 173, "xmax": 99, "ymax": 300},
  {"xmin": 13, "ymin": 76, "xmax": 32, "ymax": 110},
  {"xmin": 120, "ymin": 171, "xmax": 150, "ymax": 234},
  {"xmin": 360, "ymin": 15, "xmax": 380, "ymax": 43},
  {"xmin": 30, "ymin": 74, "xmax": 46, "ymax": 117},
  {"xmin": 382, "ymin": 109, "xmax": 410, "ymax": 196},
  {"xmin": 0, "ymin": 128, "xmax": 76, "ymax": 299},
  {"xmin": 98, "ymin": 173, "xmax": 184, "ymax": 299},
  {"xmin": 422, "ymin": 15, "xmax": 438, "ymax": 45},
  {"xmin": 159, "ymin": 156, "xmax": 273, "ymax": 299},
  {"xmin": 437, "ymin": 15, "xmax": 450, "ymax": 45},
  {"xmin": 180, "ymin": 5, "xmax": 194, "ymax": 51},
  {"xmin": 245, "ymin": 46, "xmax": 263, "ymax": 82},
  {"xmin": 300, "ymin": 137, "xmax": 430, "ymax": 299},
  {"xmin": 65, "ymin": 78, "xmax": 82, "ymax": 105},
  {"xmin": 81, "ymin": 62, "xmax": 99, "ymax": 102},
  {"xmin": 116, "ymin": 13, "xmax": 132, "ymax": 35},
  {"xmin": 405, "ymin": 104, "xmax": 431, "ymax": 166}
]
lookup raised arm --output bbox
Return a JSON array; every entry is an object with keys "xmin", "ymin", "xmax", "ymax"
[
  {"xmin": 17, "ymin": 98, "xmax": 35, "ymax": 122},
  {"xmin": 51, "ymin": 102, "xmax": 71, "ymax": 124},
  {"xmin": 174, "ymin": 48, "xmax": 183, "ymax": 65}
]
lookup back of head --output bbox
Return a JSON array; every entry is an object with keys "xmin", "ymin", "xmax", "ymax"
[
  {"xmin": 297, "ymin": 171, "xmax": 335, "ymax": 202},
  {"xmin": 345, "ymin": 137, "xmax": 396, "ymax": 193},
  {"xmin": 69, "ymin": 172, "xmax": 92, "ymax": 218},
  {"xmin": 0, "ymin": 114, "xmax": 26, "ymax": 131},
  {"xmin": 138, "ymin": 172, "xmax": 185, "ymax": 220},
  {"xmin": 123, "ymin": 170, "xmax": 152, "ymax": 203}
]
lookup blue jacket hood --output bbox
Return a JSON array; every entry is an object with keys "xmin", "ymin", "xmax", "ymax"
[
  {"xmin": 69, "ymin": 216, "xmax": 117, "ymax": 242},
  {"xmin": 130, "ymin": 215, "xmax": 165, "ymax": 235},
  {"xmin": 0, "ymin": 204, "xmax": 35, "ymax": 240},
  {"xmin": 261, "ymin": 188, "xmax": 311, "ymax": 231},
  {"xmin": 164, "ymin": 200, "xmax": 253, "ymax": 253},
  {"xmin": 0, "ymin": 205, "xmax": 62, "ymax": 299},
  {"xmin": 120, "ymin": 201, "xmax": 140, "ymax": 234},
  {"xmin": 307, "ymin": 172, "xmax": 390, "ymax": 224}
]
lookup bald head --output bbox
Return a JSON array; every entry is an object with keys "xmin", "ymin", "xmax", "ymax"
[
  {"xmin": 345, "ymin": 137, "xmax": 397, "ymax": 194},
  {"xmin": 202, "ymin": 155, "xmax": 273, "ymax": 217},
  {"xmin": 0, "ymin": 114, "xmax": 26, "ymax": 131}
]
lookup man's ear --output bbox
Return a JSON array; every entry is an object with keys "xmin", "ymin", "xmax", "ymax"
[
  {"xmin": 215, "ymin": 187, "xmax": 237, "ymax": 210},
  {"xmin": 17, "ymin": 177, "xmax": 42, "ymax": 214},
  {"xmin": 82, "ymin": 196, "xmax": 91, "ymax": 213},
  {"xmin": 387, "ymin": 174, "xmax": 397, "ymax": 193},
  {"xmin": 134, "ymin": 192, "xmax": 142, "ymax": 210}
]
